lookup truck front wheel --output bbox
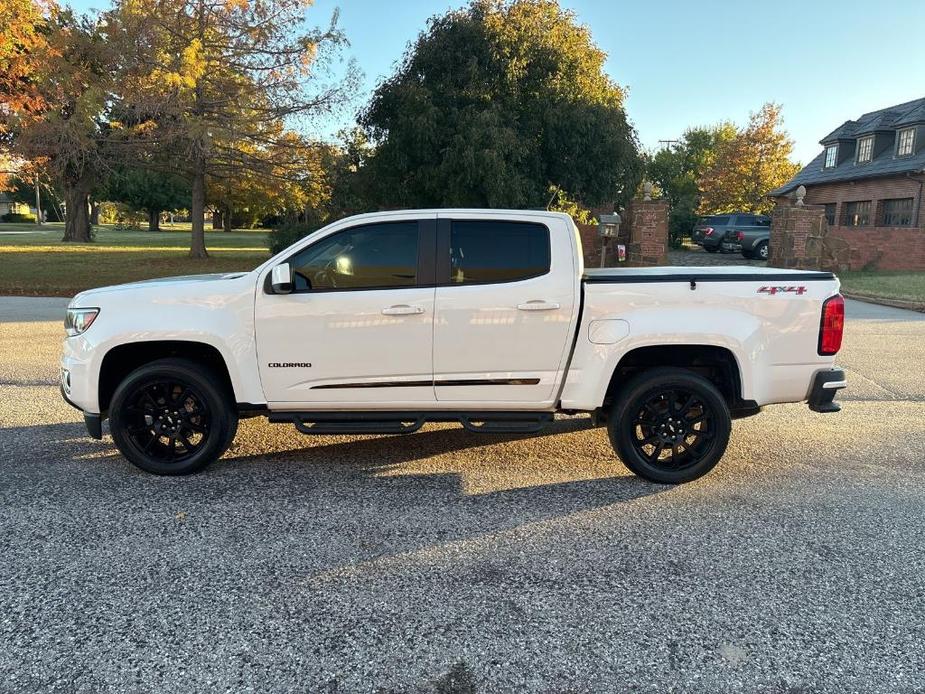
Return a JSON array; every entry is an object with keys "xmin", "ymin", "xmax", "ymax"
[
  {"xmin": 109, "ymin": 358, "xmax": 238, "ymax": 475},
  {"xmin": 608, "ymin": 368, "xmax": 731, "ymax": 484}
]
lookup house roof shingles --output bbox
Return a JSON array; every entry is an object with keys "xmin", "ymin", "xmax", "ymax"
[{"xmin": 772, "ymin": 97, "xmax": 925, "ymax": 196}]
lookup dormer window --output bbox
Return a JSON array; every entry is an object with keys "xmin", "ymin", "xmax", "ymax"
[
  {"xmin": 898, "ymin": 127, "xmax": 915, "ymax": 156},
  {"xmin": 824, "ymin": 145, "xmax": 838, "ymax": 168},
  {"xmin": 857, "ymin": 136, "xmax": 873, "ymax": 163}
]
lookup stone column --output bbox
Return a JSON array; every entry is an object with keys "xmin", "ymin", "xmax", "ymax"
[
  {"xmin": 619, "ymin": 199, "xmax": 669, "ymax": 267},
  {"xmin": 769, "ymin": 201, "xmax": 849, "ymax": 271}
]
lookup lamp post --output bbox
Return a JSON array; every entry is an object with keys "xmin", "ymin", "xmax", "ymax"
[{"xmin": 597, "ymin": 213, "xmax": 621, "ymax": 268}]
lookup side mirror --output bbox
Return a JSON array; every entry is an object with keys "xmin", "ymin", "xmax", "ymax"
[{"xmin": 270, "ymin": 263, "xmax": 293, "ymax": 294}]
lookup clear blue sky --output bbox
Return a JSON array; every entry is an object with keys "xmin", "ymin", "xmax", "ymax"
[{"xmin": 72, "ymin": 0, "xmax": 925, "ymax": 165}]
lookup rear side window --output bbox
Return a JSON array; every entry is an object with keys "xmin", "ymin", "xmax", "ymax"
[
  {"xmin": 736, "ymin": 215, "xmax": 757, "ymax": 226},
  {"xmin": 449, "ymin": 220, "xmax": 550, "ymax": 284},
  {"xmin": 699, "ymin": 215, "xmax": 731, "ymax": 226},
  {"xmin": 288, "ymin": 221, "xmax": 419, "ymax": 291}
]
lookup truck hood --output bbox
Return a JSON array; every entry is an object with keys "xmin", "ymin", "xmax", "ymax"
[{"xmin": 69, "ymin": 272, "xmax": 252, "ymax": 307}]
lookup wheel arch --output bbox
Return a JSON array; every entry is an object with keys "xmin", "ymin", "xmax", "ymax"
[
  {"xmin": 98, "ymin": 340, "xmax": 236, "ymax": 414},
  {"xmin": 603, "ymin": 344, "xmax": 754, "ymax": 416}
]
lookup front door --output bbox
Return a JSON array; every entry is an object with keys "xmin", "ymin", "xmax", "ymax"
[
  {"xmin": 432, "ymin": 215, "xmax": 578, "ymax": 405},
  {"xmin": 255, "ymin": 216, "xmax": 436, "ymax": 406}
]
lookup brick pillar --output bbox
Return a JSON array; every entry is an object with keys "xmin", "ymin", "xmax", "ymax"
[
  {"xmin": 769, "ymin": 201, "xmax": 850, "ymax": 272},
  {"xmin": 620, "ymin": 199, "xmax": 669, "ymax": 267}
]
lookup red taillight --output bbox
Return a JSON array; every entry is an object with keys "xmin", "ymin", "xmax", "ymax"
[
  {"xmin": 818, "ymin": 294, "xmax": 845, "ymax": 355},
  {"xmin": 704, "ymin": 227, "xmax": 714, "ymax": 236},
  {"xmin": 736, "ymin": 231, "xmax": 745, "ymax": 241}
]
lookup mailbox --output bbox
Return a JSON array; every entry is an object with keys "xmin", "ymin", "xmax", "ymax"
[{"xmin": 598, "ymin": 213, "xmax": 621, "ymax": 238}]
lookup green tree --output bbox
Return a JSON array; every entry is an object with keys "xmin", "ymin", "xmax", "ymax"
[
  {"xmin": 103, "ymin": 167, "xmax": 190, "ymax": 231},
  {"xmin": 359, "ymin": 0, "xmax": 641, "ymax": 211},
  {"xmin": 698, "ymin": 103, "xmax": 800, "ymax": 215}
]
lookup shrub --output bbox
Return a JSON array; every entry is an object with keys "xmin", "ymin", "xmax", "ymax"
[
  {"xmin": 268, "ymin": 221, "xmax": 319, "ymax": 255},
  {"xmin": 1, "ymin": 212, "xmax": 37, "ymax": 223}
]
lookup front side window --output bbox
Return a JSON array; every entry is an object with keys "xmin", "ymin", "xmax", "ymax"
[
  {"xmin": 898, "ymin": 128, "xmax": 915, "ymax": 156},
  {"xmin": 857, "ymin": 136, "xmax": 873, "ymax": 163},
  {"xmin": 882, "ymin": 198, "xmax": 914, "ymax": 226},
  {"xmin": 735, "ymin": 215, "xmax": 757, "ymax": 226},
  {"xmin": 824, "ymin": 145, "xmax": 838, "ymax": 168},
  {"xmin": 449, "ymin": 220, "xmax": 550, "ymax": 284},
  {"xmin": 843, "ymin": 201, "xmax": 871, "ymax": 227},
  {"xmin": 288, "ymin": 221, "xmax": 419, "ymax": 291}
]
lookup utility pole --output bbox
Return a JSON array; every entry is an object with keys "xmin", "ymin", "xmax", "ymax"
[
  {"xmin": 34, "ymin": 175, "xmax": 43, "ymax": 225},
  {"xmin": 658, "ymin": 139, "xmax": 680, "ymax": 150}
]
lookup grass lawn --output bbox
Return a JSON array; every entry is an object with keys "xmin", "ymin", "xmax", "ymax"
[
  {"xmin": 838, "ymin": 271, "xmax": 925, "ymax": 306},
  {"xmin": 0, "ymin": 222, "xmax": 271, "ymax": 297}
]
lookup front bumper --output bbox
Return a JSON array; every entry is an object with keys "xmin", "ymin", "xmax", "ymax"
[
  {"xmin": 808, "ymin": 368, "xmax": 846, "ymax": 413},
  {"xmin": 60, "ymin": 382, "xmax": 103, "ymax": 439}
]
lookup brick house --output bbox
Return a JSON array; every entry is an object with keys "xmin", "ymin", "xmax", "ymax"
[{"xmin": 770, "ymin": 97, "xmax": 925, "ymax": 271}]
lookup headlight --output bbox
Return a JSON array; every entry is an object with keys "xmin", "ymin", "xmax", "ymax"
[{"xmin": 65, "ymin": 307, "xmax": 100, "ymax": 337}]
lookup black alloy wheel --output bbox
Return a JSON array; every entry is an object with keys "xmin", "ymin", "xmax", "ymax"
[
  {"xmin": 608, "ymin": 368, "xmax": 731, "ymax": 484},
  {"xmin": 109, "ymin": 358, "xmax": 237, "ymax": 475}
]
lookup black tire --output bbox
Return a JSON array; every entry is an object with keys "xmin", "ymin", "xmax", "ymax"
[
  {"xmin": 754, "ymin": 241, "xmax": 769, "ymax": 261},
  {"xmin": 109, "ymin": 358, "xmax": 238, "ymax": 475},
  {"xmin": 704, "ymin": 246, "xmax": 719, "ymax": 253},
  {"xmin": 607, "ymin": 367, "xmax": 731, "ymax": 484},
  {"xmin": 741, "ymin": 250, "xmax": 755, "ymax": 260}
]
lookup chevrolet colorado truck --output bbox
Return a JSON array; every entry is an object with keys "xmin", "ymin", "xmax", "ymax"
[{"xmin": 61, "ymin": 209, "xmax": 846, "ymax": 483}]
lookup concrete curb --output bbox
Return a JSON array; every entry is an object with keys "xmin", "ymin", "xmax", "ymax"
[{"xmin": 841, "ymin": 291, "xmax": 925, "ymax": 313}]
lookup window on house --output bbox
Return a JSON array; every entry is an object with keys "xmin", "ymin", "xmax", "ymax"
[
  {"xmin": 824, "ymin": 145, "xmax": 838, "ymax": 168},
  {"xmin": 882, "ymin": 198, "xmax": 914, "ymax": 227},
  {"xmin": 898, "ymin": 128, "xmax": 915, "ymax": 157},
  {"xmin": 857, "ymin": 136, "xmax": 873, "ymax": 163},
  {"xmin": 843, "ymin": 201, "xmax": 872, "ymax": 227},
  {"xmin": 823, "ymin": 203, "xmax": 836, "ymax": 226}
]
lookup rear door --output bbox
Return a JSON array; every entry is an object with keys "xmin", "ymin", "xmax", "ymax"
[{"xmin": 432, "ymin": 215, "xmax": 578, "ymax": 405}]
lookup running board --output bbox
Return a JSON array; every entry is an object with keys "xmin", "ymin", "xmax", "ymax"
[{"xmin": 268, "ymin": 411, "xmax": 553, "ymax": 435}]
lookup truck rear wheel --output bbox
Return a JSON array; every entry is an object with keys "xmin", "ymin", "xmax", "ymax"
[
  {"xmin": 607, "ymin": 368, "xmax": 731, "ymax": 484},
  {"xmin": 109, "ymin": 358, "xmax": 238, "ymax": 475}
]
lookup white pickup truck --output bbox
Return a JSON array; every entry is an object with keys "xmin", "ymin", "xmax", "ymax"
[{"xmin": 61, "ymin": 209, "xmax": 846, "ymax": 483}]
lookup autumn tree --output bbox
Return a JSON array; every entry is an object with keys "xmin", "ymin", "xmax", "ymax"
[
  {"xmin": 697, "ymin": 103, "xmax": 800, "ymax": 215},
  {"xmin": 359, "ymin": 0, "xmax": 641, "ymax": 212},
  {"xmin": 106, "ymin": 0, "xmax": 355, "ymax": 258},
  {"xmin": 646, "ymin": 123, "xmax": 736, "ymax": 242},
  {"xmin": 1, "ymin": 2, "xmax": 116, "ymax": 241}
]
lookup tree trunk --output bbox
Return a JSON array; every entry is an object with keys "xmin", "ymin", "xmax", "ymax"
[
  {"xmin": 212, "ymin": 209, "xmax": 223, "ymax": 229},
  {"xmin": 62, "ymin": 178, "xmax": 92, "ymax": 243},
  {"xmin": 223, "ymin": 202, "xmax": 232, "ymax": 232},
  {"xmin": 90, "ymin": 201, "xmax": 100, "ymax": 226},
  {"xmin": 189, "ymin": 163, "xmax": 208, "ymax": 258},
  {"xmin": 148, "ymin": 209, "xmax": 161, "ymax": 232}
]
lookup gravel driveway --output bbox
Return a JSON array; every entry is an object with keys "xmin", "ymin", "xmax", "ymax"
[{"xmin": 1, "ymin": 296, "xmax": 924, "ymax": 693}]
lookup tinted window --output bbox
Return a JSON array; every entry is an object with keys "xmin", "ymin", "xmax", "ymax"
[
  {"xmin": 288, "ymin": 221, "xmax": 419, "ymax": 291},
  {"xmin": 736, "ymin": 215, "xmax": 757, "ymax": 226},
  {"xmin": 755, "ymin": 216, "xmax": 771, "ymax": 227},
  {"xmin": 449, "ymin": 221, "xmax": 550, "ymax": 284},
  {"xmin": 698, "ymin": 215, "xmax": 731, "ymax": 226}
]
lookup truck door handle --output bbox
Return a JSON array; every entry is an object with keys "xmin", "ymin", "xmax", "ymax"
[
  {"xmin": 381, "ymin": 304, "xmax": 425, "ymax": 316},
  {"xmin": 517, "ymin": 301, "xmax": 560, "ymax": 311}
]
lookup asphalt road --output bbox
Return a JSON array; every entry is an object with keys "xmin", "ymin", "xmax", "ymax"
[{"xmin": 1, "ymin": 296, "xmax": 924, "ymax": 693}]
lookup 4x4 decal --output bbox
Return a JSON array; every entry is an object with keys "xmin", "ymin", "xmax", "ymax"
[{"xmin": 758, "ymin": 285, "xmax": 807, "ymax": 296}]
